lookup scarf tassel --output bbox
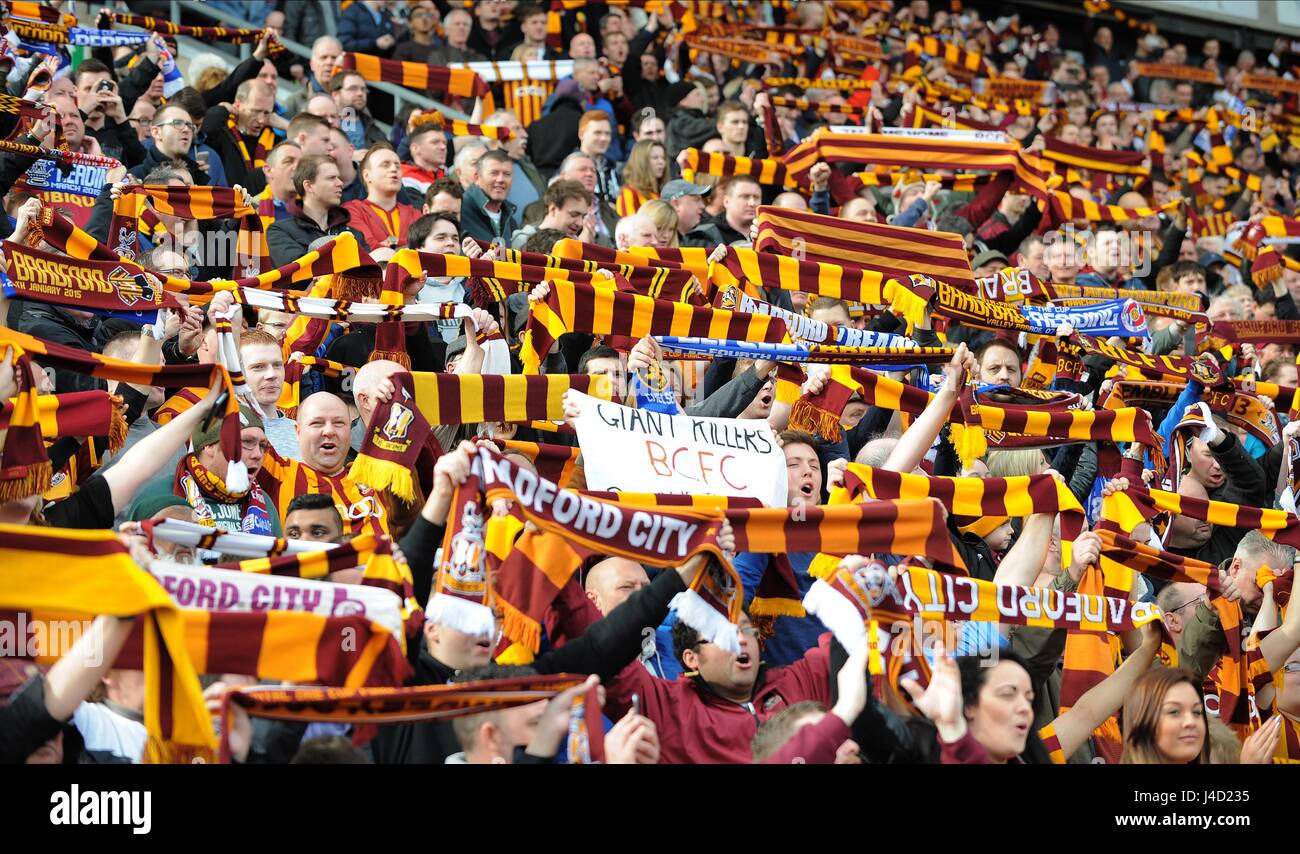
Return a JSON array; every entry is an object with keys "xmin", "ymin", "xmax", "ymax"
[
  {"xmin": 108, "ymin": 394, "xmax": 128, "ymax": 454},
  {"xmin": 749, "ymin": 594, "xmax": 806, "ymax": 618},
  {"xmin": 348, "ymin": 451, "xmax": 416, "ymax": 504},
  {"xmin": 497, "ymin": 595, "xmax": 543, "ymax": 655},
  {"xmin": 885, "ymin": 278, "xmax": 929, "ymax": 330},
  {"xmin": 948, "ymin": 422, "xmax": 988, "ymax": 469},
  {"xmin": 0, "ymin": 460, "xmax": 52, "ymax": 501},
  {"xmin": 669, "ymin": 589, "xmax": 742, "ymax": 654},
  {"xmin": 327, "ymin": 272, "xmax": 382, "ymax": 302},
  {"xmin": 426, "ymin": 593, "xmax": 498, "ymax": 642},
  {"xmin": 370, "ymin": 349, "xmax": 412, "ymax": 370},
  {"xmin": 144, "ymin": 737, "xmax": 217, "ymax": 765},
  {"xmin": 802, "ymin": 577, "xmax": 870, "ymax": 650},
  {"xmin": 1252, "ymin": 247, "xmax": 1284, "ymax": 288},
  {"xmin": 494, "ymin": 641, "xmax": 536, "ymax": 665},
  {"xmin": 224, "ymin": 461, "xmax": 250, "ymax": 495},
  {"xmin": 788, "ymin": 397, "xmax": 845, "ymax": 442}
]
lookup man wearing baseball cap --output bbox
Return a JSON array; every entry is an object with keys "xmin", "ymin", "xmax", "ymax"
[
  {"xmin": 661, "ymin": 179, "xmax": 710, "ymax": 245},
  {"xmin": 173, "ymin": 404, "xmax": 282, "ymax": 537}
]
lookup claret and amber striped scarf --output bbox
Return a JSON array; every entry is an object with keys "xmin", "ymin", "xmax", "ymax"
[
  {"xmin": 409, "ymin": 109, "xmax": 515, "ymax": 141},
  {"xmin": 464, "ymin": 445, "xmax": 740, "ymax": 654},
  {"xmin": 105, "ymin": 11, "xmax": 286, "ymax": 52},
  {"xmin": 338, "ymin": 53, "xmax": 492, "ymax": 111},
  {"xmin": 0, "ymin": 390, "xmax": 127, "ymax": 454},
  {"xmin": 217, "ymin": 675, "xmax": 595, "ymax": 762},
  {"xmin": 518, "ymin": 280, "xmax": 789, "ymax": 374},
  {"xmin": 680, "ymin": 148, "xmax": 797, "ymax": 189},
  {"xmin": 108, "ymin": 185, "xmax": 269, "ymax": 275},
  {"xmin": 834, "ymin": 463, "xmax": 1086, "ymax": 565},
  {"xmin": 0, "ymin": 327, "xmax": 245, "ymax": 492},
  {"xmin": 34, "ymin": 208, "xmax": 375, "ymax": 299},
  {"xmin": 1103, "ymin": 483, "xmax": 1300, "ymax": 552},
  {"xmin": 0, "ymin": 344, "xmax": 49, "ymax": 500},
  {"xmin": 0, "ymin": 524, "xmax": 213, "ymax": 763},
  {"xmin": 752, "ymin": 205, "xmax": 975, "ymax": 291}
]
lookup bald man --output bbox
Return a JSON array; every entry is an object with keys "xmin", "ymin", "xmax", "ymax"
[
  {"xmin": 584, "ymin": 557, "xmax": 679, "ymax": 679},
  {"xmin": 1157, "ymin": 581, "xmax": 1206, "ymax": 644},
  {"xmin": 256, "ymin": 392, "xmax": 389, "ymax": 536},
  {"xmin": 585, "ymin": 557, "xmax": 650, "ymax": 614},
  {"xmin": 351, "ymin": 359, "xmax": 441, "ymax": 493}
]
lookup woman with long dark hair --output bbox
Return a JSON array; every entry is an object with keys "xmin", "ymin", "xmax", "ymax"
[{"xmin": 1119, "ymin": 667, "xmax": 1211, "ymax": 764}]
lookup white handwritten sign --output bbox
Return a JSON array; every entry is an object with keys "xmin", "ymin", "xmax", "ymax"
[
  {"xmin": 573, "ymin": 393, "xmax": 788, "ymax": 507},
  {"xmin": 148, "ymin": 561, "xmax": 404, "ymax": 638}
]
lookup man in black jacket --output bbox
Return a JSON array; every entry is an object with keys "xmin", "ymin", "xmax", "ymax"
[
  {"xmin": 266, "ymin": 155, "xmax": 370, "ymax": 267},
  {"xmin": 127, "ymin": 103, "xmax": 208, "ymax": 185},
  {"xmin": 201, "ymin": 79, "xmax": 278, "ymax": 196}
]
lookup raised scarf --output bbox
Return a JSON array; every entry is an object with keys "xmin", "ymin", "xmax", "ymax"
[
  {"xmin": 0, "ymin": 390, "xmax": 126, "ymax": 453},
  {"xmin": 472, "ymin": 445, "xmax": 739, "ymax": 653},
  {"xmin": 711, "ymin": 246, "xmax": 928, "ymax": 323},
  {"xmin": 409, "ymin": 110, "xmax": 516, "ymax": 140},
  {"xmin": 680, "ymin": 148, "xmax": 797, "ymax": 189},
  {"xmin": 3, "ymin": 240, "xmax": 183, "ymax": 314},
  {"xmin": 0, "ymin": 328, "xmax": 245, "ymax": 488},
  {"xmin": 174, "ymin": 453, "xmax": 273, "ymax": 535},
  {"xmin": 1071, "ymin": 332, "xmax": 1228, "ymax": 388},
  {"xmin": 0, "ymin": 344, "xmax": 49, "ymax": 500},
  {"xmin": 933, "ymin": 279, "xmax": 1150, "ymax": 337},
  {"xmin": 35, "ymin": 208, "xmax": 378, "ymax": 299},
  {"xmin": 105, "ymin": 11, "xmax": 286, "ymax": 52},
  {"xmin": 1103, "ymin": 486, "xmax": 1300, "ymax": 552},
  {"xmin": 835, "ymin": 464, "xmax": 1086, "ymax": 567},
  {"xmin": 217, "ymin": 675, "xmax": 595, "ymax": 762},
  {"xmin": 518, "ymin": 280, "xmax": 788, "ymax": 374},
  {"xmin": 655, "ymin": 336, "xmax": 952, "ymax": 367},
  {"xmin": 715, "ymin": 286, "xmax": 916, "ymax": 348},
  {"xmin": 338, "ymin": 53, "xmax": 492, "ymax": 111},
  {"xmin": 753, "ymin": 204, "xmax": 976, "ymax": 290},
  {"xmin": 0, "ymin": 524, "xmax": 212, "ymax": 763}
]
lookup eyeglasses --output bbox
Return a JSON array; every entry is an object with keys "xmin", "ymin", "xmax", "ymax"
[
  {"xmin": 155, "ymin": 267, "xmax": 188, "ymax": 278},
  {"xmin": 1166, "ymin": 597, "xmax": 1202, "ymax": 614},
  {"xmin": 153, "ymin": 119, "xmax": 196, "ymax": 132},
  {"xmin": 698, "ymin": 625, "xmax": 759, "ymax": 647},
  {"xmin": 241, "ymin": 438, "xmax": 270, "ymax": 452}
]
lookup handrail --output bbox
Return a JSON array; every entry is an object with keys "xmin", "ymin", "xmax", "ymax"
[{"xmin": 157, "ymin": 0, "xmax": 469, "ymax": 122}]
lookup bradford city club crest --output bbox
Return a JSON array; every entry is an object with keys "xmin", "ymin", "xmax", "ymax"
[
  {"xmin": 447, "ymin": 502, "xmax": 487, "ymax": 582},
  {"xmin": 856, "ymin": 559, "xmax": 891, "ymax": 607},
  {"xmin": 108, "ymin": 266, "xmax": 148, "ymax": 306},
  {"xmin": 381, "ymin": 401, "xmax": 415, "ymax": 442}
]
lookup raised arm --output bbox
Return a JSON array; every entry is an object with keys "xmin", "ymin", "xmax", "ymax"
[
  {"xmin": 1048, "ymin": 621, "xmax": 1161, "ymax": 760},
  {"xmin": 101, "ymin": 380, "xmax": 222, "ymax": 514},
  {"xmin": 882, "ymin": 343, "xmax": 973, "ymax": 474}
]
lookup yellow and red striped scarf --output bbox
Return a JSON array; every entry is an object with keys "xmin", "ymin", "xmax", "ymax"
[
  {"xmin": 0, "ymin": 329, "xmax": 242, "ymax": 486},
  {"xmin": 1, "ymin": 390, "xmax": 127, "ymax": 454},
  {"xmin": 519, "ymin": 280, "xmax": 789, "ymax": 373},
  {"xmin": 338, "ymin": 53, "xmax": 492, "ymax": 111},
  {"xmin": 615, "ymin": 185, "xmax": 654, "ymax": 217},
  {"xmin": 753, "ymin": 205, "xmax": 975, "ymax": 291},
  {"xmin": 0, "ymin": 525, "xmax": 213, "ymax": 763},
  {"xmin": 681, "ymin": 148, "xmax": 797, "ymax": 189},
  {"xmin": 225, "ymin": 115, "xmax": 275, "ymax": 172}
]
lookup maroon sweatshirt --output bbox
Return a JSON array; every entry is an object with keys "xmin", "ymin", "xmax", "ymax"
[
  {"xmin": 606, "ymin": 632, "xmax": 834, "ymax": 764},
  {"xmin": 761, "ymin": 713, "xmax": 852, "ymax": 765}
]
